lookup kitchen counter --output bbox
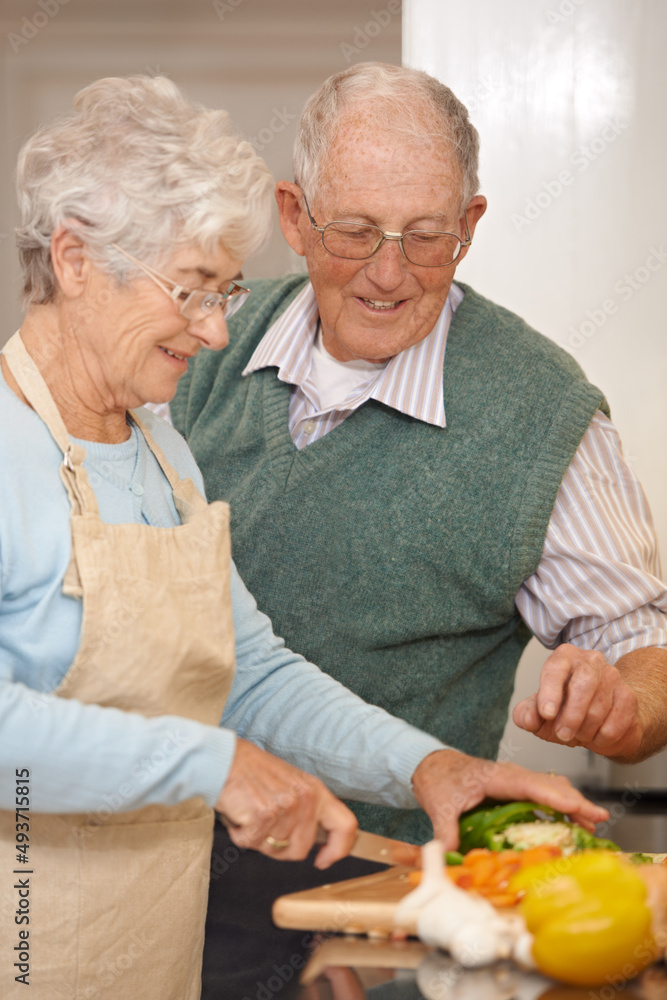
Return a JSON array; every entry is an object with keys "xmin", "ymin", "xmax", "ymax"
[
  {"xmin": 292, "ymin": 940, "xmax": 667, "ymax": 999},
  {"xmin": 278, "ymin": 793, "xmax": 667, "ymax": 1000}
]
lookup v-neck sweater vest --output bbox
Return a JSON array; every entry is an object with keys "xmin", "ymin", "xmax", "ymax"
[{"xmin": 173, "ymin": 277, "xmax": 608, "ymax": 842}]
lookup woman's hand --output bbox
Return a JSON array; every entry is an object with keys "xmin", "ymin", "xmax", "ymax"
[{"xmin": 215, "ymin": 737, "xmax": 358, "ymax": 868}]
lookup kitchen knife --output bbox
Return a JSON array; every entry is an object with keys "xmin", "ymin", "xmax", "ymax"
[
  {"xmin": 219, "ymin": 812, "xmax": 422, "ymax": 867},
  {"xmin": 316, "ymin": 827, "xmax": 421, "ymax": 868}
]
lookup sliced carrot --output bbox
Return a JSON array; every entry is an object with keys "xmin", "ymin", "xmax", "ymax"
[
  {"xmin": 405, "ymin": 847, "xmax": 563, "ymax": 908},
  {"xmin": 469, "ymin": 857, "xmax": 499, "ymax": 886},
  {"xmin": 448, "ymin": 870, "xmax": 474, "ymax": 889},
  {"xmin": 488, "ymin": 862, "xmax": 522, "ymax": 888},
  {"xmin": 483, "ymin": 891, "xmax": 520, "ymax": 908},
  {"xmin": 517, "ymin": 845, "xmax": 562, "ymax": 867},
  {"xmin": 496, "ymin": 850, "xmax": 521, "ymax": 863},
  {"xmin": 463, "ymin": 848, "xmax": 493, "ymax": 866}
]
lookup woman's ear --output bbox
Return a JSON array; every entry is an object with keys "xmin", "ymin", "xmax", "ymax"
[{"xmin": 49, "ymin": 221, "xmax": 90, "ymax": 299}]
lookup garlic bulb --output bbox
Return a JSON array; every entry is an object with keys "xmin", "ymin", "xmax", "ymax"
[{"xmin": 394, "ymin": 840, "xmax": 533, "ymax": 969}]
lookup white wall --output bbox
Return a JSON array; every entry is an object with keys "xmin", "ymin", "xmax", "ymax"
[{"xmin": 404, "ymin": 0, "xmax": 667, "ymax": 783}]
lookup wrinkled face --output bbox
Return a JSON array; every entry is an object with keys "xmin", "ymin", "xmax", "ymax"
[
  {"xmin": 71, "ymin": 241, "xmax": 243, "ymax": 409},
  {"xmin": 287, "ymin": 120, "xmax": 483, "ymax": 362}
]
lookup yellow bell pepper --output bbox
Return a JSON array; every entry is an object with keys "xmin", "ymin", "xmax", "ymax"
[{"xmin": 510, "ymin": 851, "xmax": 658, "ymax": 986}]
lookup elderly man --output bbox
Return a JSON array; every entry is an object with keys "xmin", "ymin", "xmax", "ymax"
[{"xmin": 172, "ymin": 62, "xmax": 667, "ymax": 995}]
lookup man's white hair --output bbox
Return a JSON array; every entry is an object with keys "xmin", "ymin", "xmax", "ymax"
[
  {"xmin": 293, "ymin": 62, "xmax": 480, "ymax": 212},
  {"xmin": 16, "ymin": 75, "xmax": 273, "ymax": 305}
]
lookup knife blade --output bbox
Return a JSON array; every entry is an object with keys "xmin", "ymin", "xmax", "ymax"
[
  {"xmin": 316, "ymin": 827, "xmax": 421, "ymax": 868},
  {"xmin": 219, "ymin": 812, "xmax": 423, "ymax": 867}
]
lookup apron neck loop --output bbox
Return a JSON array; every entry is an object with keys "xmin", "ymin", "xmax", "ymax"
[
  {"xmin": 2, "ymin": 332, "xmax": 99, "ymax": 517},
  {"xmin": 3, "ymin": 332, "xmax": 206, "ymax": 522},
  {"xmin": 60, "ymin": 441, "xmax": 94, "ymax": 515}
]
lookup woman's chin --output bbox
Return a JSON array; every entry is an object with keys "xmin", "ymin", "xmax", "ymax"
[{"xmin": 131, "ymin": 379, "xmax": 179, "ymax": 410}]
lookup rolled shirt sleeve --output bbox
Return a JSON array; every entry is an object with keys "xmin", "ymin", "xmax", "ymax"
[{"xmin": 517, "ymin": 411, "xmax": 667, "ymax": 661}]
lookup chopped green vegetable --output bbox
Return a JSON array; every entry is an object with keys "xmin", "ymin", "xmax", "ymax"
[
  {"xmin": 444, "ymin": 851, "xmax": 464, "ymax": 866},
  {"xmin": 458, "ymin": 799, "xmax": 620, "ymax": 854},
  {"xmin": 628, "ymin": 852, "xmax": 655, "ymax": 864},
  {"xmin": 458, "ymin": 800, "xmax": 563, "ymax": 853},
  {"xmin": 570, "ymin": 825, "xmax": 620, "ymax": 852}
]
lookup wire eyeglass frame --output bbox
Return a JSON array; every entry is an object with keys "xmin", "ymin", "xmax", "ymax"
[
  {"xmin": 301, "ymin": 194, "xmax": 471, "ymax": 268},
  {"xmin": 110, "ymin": 244, "xmax": 250, "ymax": 321}
]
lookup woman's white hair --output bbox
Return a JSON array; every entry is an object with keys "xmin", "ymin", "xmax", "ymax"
[
  {"xmin": 16, "ymin": 75, "xmax": 273, "ymax": 305},
  {"xmin": 293, "ymin": 62, "xmax": 480, "ymax": 212}
]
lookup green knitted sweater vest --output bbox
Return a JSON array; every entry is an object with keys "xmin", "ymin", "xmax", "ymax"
[{"xmin": 173, "ymin": 277, "xmax": 608, "ymax": 842}]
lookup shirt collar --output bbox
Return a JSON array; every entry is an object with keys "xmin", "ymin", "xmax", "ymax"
[{"xmin": 243, "ymin": 281, "xmax": 464, "ymax": 428}]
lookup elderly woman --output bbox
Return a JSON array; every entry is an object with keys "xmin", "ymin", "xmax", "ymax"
[{"xmin": 0, "ymin": 77, "xmax": 606, "ymax": 1000}]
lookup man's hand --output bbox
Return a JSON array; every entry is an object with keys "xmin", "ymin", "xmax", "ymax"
[
  {"xmin": 512, "ymin": 644, "xmax": 667, "ymax": 762},
  {"xmin": 411, "ymin": 748, "xmax": 609, "ymax": 851},
  {"xmin": 215, "ymin": 737, "xmax": 358, "ymax": 869}
]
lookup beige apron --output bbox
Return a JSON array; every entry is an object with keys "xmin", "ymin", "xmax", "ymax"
[{"xmin": 0, "ymin": 333, "xmax": 236, "ymax": 1000}]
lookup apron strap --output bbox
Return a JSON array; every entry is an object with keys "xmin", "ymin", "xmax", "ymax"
[
  {"xmin": 2, "ymin": 332, "xmax": 98, "ymax": 518},
  {"xmin": 3, "ymin": 333, "xmax": 205, "ymax": 525},
  {"xmin": 130, "ymin": 410, "xmax": 208, "ymax": 523}
]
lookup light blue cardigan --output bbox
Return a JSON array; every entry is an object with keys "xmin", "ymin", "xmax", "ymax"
[{"xmin": 0, "ymin": 372, "xmax": 444, "ymax": 814}]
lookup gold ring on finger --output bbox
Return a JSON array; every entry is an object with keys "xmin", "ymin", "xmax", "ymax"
[{"xmin": 265, "ymin": 835, "xmax": 291, "ymax": 850}]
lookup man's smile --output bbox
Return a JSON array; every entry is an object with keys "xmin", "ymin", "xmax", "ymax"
[{"xmin": 358, "ymin": 296, "xmax": 406, "ymax": 312}]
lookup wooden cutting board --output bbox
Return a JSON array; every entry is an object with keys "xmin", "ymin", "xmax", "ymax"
[
  {"xmin": 272, "ymin": 865, "xmax": 416, "ymax": 935},
  {"xmin": 272, "ymin": 854, "xmax": 667, "ymax": 936}
]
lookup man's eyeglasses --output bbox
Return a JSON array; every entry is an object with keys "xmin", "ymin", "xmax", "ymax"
[
  {"xmin": 302, "ymin": 195, "xmax": 471, "ymax": 268},
  {"xmin": 111, "ymin": 244, "xmax": 250, "ymax": 321}
]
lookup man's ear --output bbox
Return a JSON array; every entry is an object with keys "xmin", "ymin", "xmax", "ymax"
[
  {"xmin": 50, "ymin": 221, "xmax": 90, "ymax": 299},
  {"xmin": 454, "ymin": 195, "xmax": 487, "ymax": 267},
  {"xmin": 275, "ymin": 181, "xmax": 308, "ymax": 257},
  {"xmin": 464, "ymin": 195, "xmax": 487, "ymax": 237}
]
